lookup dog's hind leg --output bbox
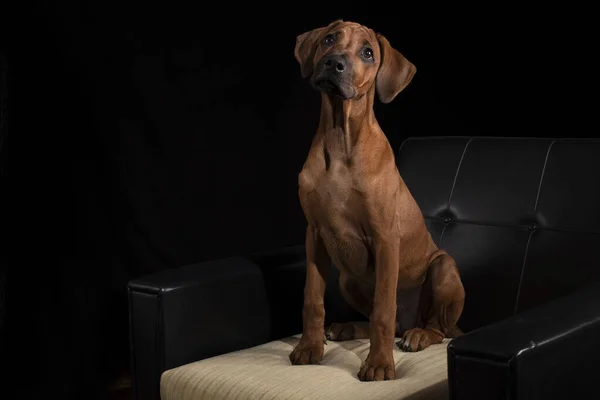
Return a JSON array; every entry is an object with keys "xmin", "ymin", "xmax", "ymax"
[
  {"xmin": 326, "ymin": 273, "xmax": 373, "ymax": 341},
  {"xmin": 398, "ymin": 251, "xmax": 465, "ymax": 352}
]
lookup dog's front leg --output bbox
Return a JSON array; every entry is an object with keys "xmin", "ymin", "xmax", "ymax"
[
  {"xmin": 358, "ymin": 237, "xmax": 399, "ymax": 381},
  {"xmin": 289, "ymin": 225, "xmax": 331, "ymax": 365}
]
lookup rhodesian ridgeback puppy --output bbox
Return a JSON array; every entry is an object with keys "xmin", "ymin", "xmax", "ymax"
[{"xmin": 288, "ymin": 20, "xmax": 466, "ymax": 381}]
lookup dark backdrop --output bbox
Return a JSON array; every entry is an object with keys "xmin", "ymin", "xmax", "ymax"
[{"xmin": 2, "ymin": 5, "xmax": 596, "ymax": 398}]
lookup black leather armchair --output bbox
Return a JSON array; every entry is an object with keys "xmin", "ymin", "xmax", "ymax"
[
  {"xmin": 448, "ymin": 281, "xmax": 600, "ymax": 400},
  {"xmin": 129, "ymin": 137, "xmax": 600, "ymax": 399}
]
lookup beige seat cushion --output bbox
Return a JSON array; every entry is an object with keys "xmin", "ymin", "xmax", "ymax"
[{"xmin": 161, "ymin": 335, "xmax": 450, "ymax": 400}]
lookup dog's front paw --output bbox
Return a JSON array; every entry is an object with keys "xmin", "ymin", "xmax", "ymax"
[
  {"xmin": 289, "ymin": 341, "xmax": 324, "ymax": 365},
  {"xmin": 357, "ymin": 352, "xmax": 395, "ymax": 381}
]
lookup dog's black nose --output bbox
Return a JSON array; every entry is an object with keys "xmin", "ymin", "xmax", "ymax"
[{"xmin": 323, "ymin": 54, "xmax": 347, "ymax": 73}]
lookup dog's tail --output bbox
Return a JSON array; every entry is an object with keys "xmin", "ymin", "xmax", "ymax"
[{"xmin": 446, "ymin": 325, "xmax": 465, "ymax": 338}]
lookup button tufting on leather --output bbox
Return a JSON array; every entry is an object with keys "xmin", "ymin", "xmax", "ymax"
[
  {"xmin": 444, "ymin": 217, "xmax": 452, "ymax": 224},
  {"xmin": 528, "ymin": 223, "xmax": 537, "ymax": 232}
]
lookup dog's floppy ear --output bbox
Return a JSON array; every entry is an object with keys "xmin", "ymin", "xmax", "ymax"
[
  {"xmin": 375, "ymin": 33, "xmax": 416, "ymax": 103},
  {"xmin": 295, "ymin": 19, "xmax": 344, "ymax": 78}
]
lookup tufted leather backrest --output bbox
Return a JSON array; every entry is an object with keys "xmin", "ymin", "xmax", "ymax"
[{"xmin": 397, "ymin": 137, "xmax": 600, "ymax": 332}]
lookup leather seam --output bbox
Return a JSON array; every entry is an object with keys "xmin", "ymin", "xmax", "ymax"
[
  {"xmin": 536, "ymin": 316, "xmax": 600, "ymax": 347},
  {"xmin": 127, "ymin": 287, "xmax": 138, "ymax": 400},
  {"xmin": 438, "ymin": 222, "xmax": 448, "ymax": 249},
  {"xmin": 127, "ymin": 284, "xmax": 161, "ymax": 296},
  {"xmin": 446, "ymin": 137, "xmax": 474, "ymax": 209},
  {"xmin": 397, "ymin": 136, "xmax": 412, "ymax": 158},
  {"xmin": 397, "ymin": 136, "xmax": 472, "ymax": 157},
  {"xmin": 157, "ymin": 290, "xmax": 165, "ymax": 385},
  {"xmin": 424, "ymin": 216, "xmax": 600, "ymax": 236},
  {"xmin": 514, "ymin": 140, "xmax": 555, "ymax": 315},
  {"xmin": 403, "ymin": 136, "xmax": 600, "ymax": 142},
  {"xmin": 513, "ymin": 230, "xmax": 534, "ymax": 315},
  {"xmin": 426, "ymin": 216, "xmax": 528, "ymax": 230},
  {"xmin": 533, "ymin": 140, "xmax": 556, "ymax": 213}
]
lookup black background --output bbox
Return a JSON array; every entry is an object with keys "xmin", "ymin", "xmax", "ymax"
[{"xmin": 1, "ymin": 4, "xmax": 596, "ymax": 398}]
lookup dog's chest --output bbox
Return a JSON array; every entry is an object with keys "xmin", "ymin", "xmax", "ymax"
[
  {"xmin": 299, "ymin": 161, "xmax": 375, "ymax": 276},
  {"xmin": 300, "ymin": 160, "xmax": 364, "ymax": 225}
]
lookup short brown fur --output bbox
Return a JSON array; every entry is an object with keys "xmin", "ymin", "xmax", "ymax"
[{"xmin": 289, "ymin": 20, "xmax": 465, "ymax": 382}]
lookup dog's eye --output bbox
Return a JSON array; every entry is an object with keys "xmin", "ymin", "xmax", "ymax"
[
  {"xmin": 363, "ymin": 47, "xmax": 373, "ymax": 60},
  {"xmin": 323, "ymin": 34, "xmax": 335, "ymax": 46}
]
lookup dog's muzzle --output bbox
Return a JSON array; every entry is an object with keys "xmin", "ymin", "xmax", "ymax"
[{"xmin": 311, "ymin": 54, "xmax": 356, "ymax": 99}]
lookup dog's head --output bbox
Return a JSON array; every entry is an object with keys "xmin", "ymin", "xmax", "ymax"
[{"xmin": 294, "ymin": 20, "xmax": 416, "ymax": 103}]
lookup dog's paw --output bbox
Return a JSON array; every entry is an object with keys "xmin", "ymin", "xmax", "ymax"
[
  {"xmin": 326, "ymin": 321, "xmax": 370, "ymax": 341},
  {"xmin": 357, "ymin": 352, "xmax": 395, "ymax": 381},
  {"xmin": 289, "ymin": 341, "xmax": 324, "ymax": 365},
  {"xmin": 325, "ymin": 322, "xmax": 356, "ymax": 341},
  {"xmin": 398, "ymin": 328, "xmax": 440, "ymax": 352}
]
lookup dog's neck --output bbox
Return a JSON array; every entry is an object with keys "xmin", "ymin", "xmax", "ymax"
[{"xmin": 318, "ymin": 88, "xmax": 377, "ymax": 162}]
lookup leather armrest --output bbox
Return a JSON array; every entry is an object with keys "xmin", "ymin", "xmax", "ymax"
[
  {"xmin": 128, "ymin": 256, "xmax": 271, "ymax": 400},
  {"xmin": 448, "ymin": 281, "xmax": 600, "ymax": 400}
]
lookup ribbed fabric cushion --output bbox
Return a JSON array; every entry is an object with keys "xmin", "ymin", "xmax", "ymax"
[{"xmin": 160, "ymin": 335, "xmax": 450, "ymax": 400}]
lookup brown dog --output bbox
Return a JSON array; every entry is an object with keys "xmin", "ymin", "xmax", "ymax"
[{"xmin": 288, "ymin": 20, "xmax": 466, "ymax": 382}]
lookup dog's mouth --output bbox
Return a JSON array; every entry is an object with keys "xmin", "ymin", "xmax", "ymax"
[
  {"xmin": 313, "ymin": 78, "xmax": 354, "ymax": 99},
  {"xmin": 315, "ymin": 79, "xmax": 343, "ymax": 96}
]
